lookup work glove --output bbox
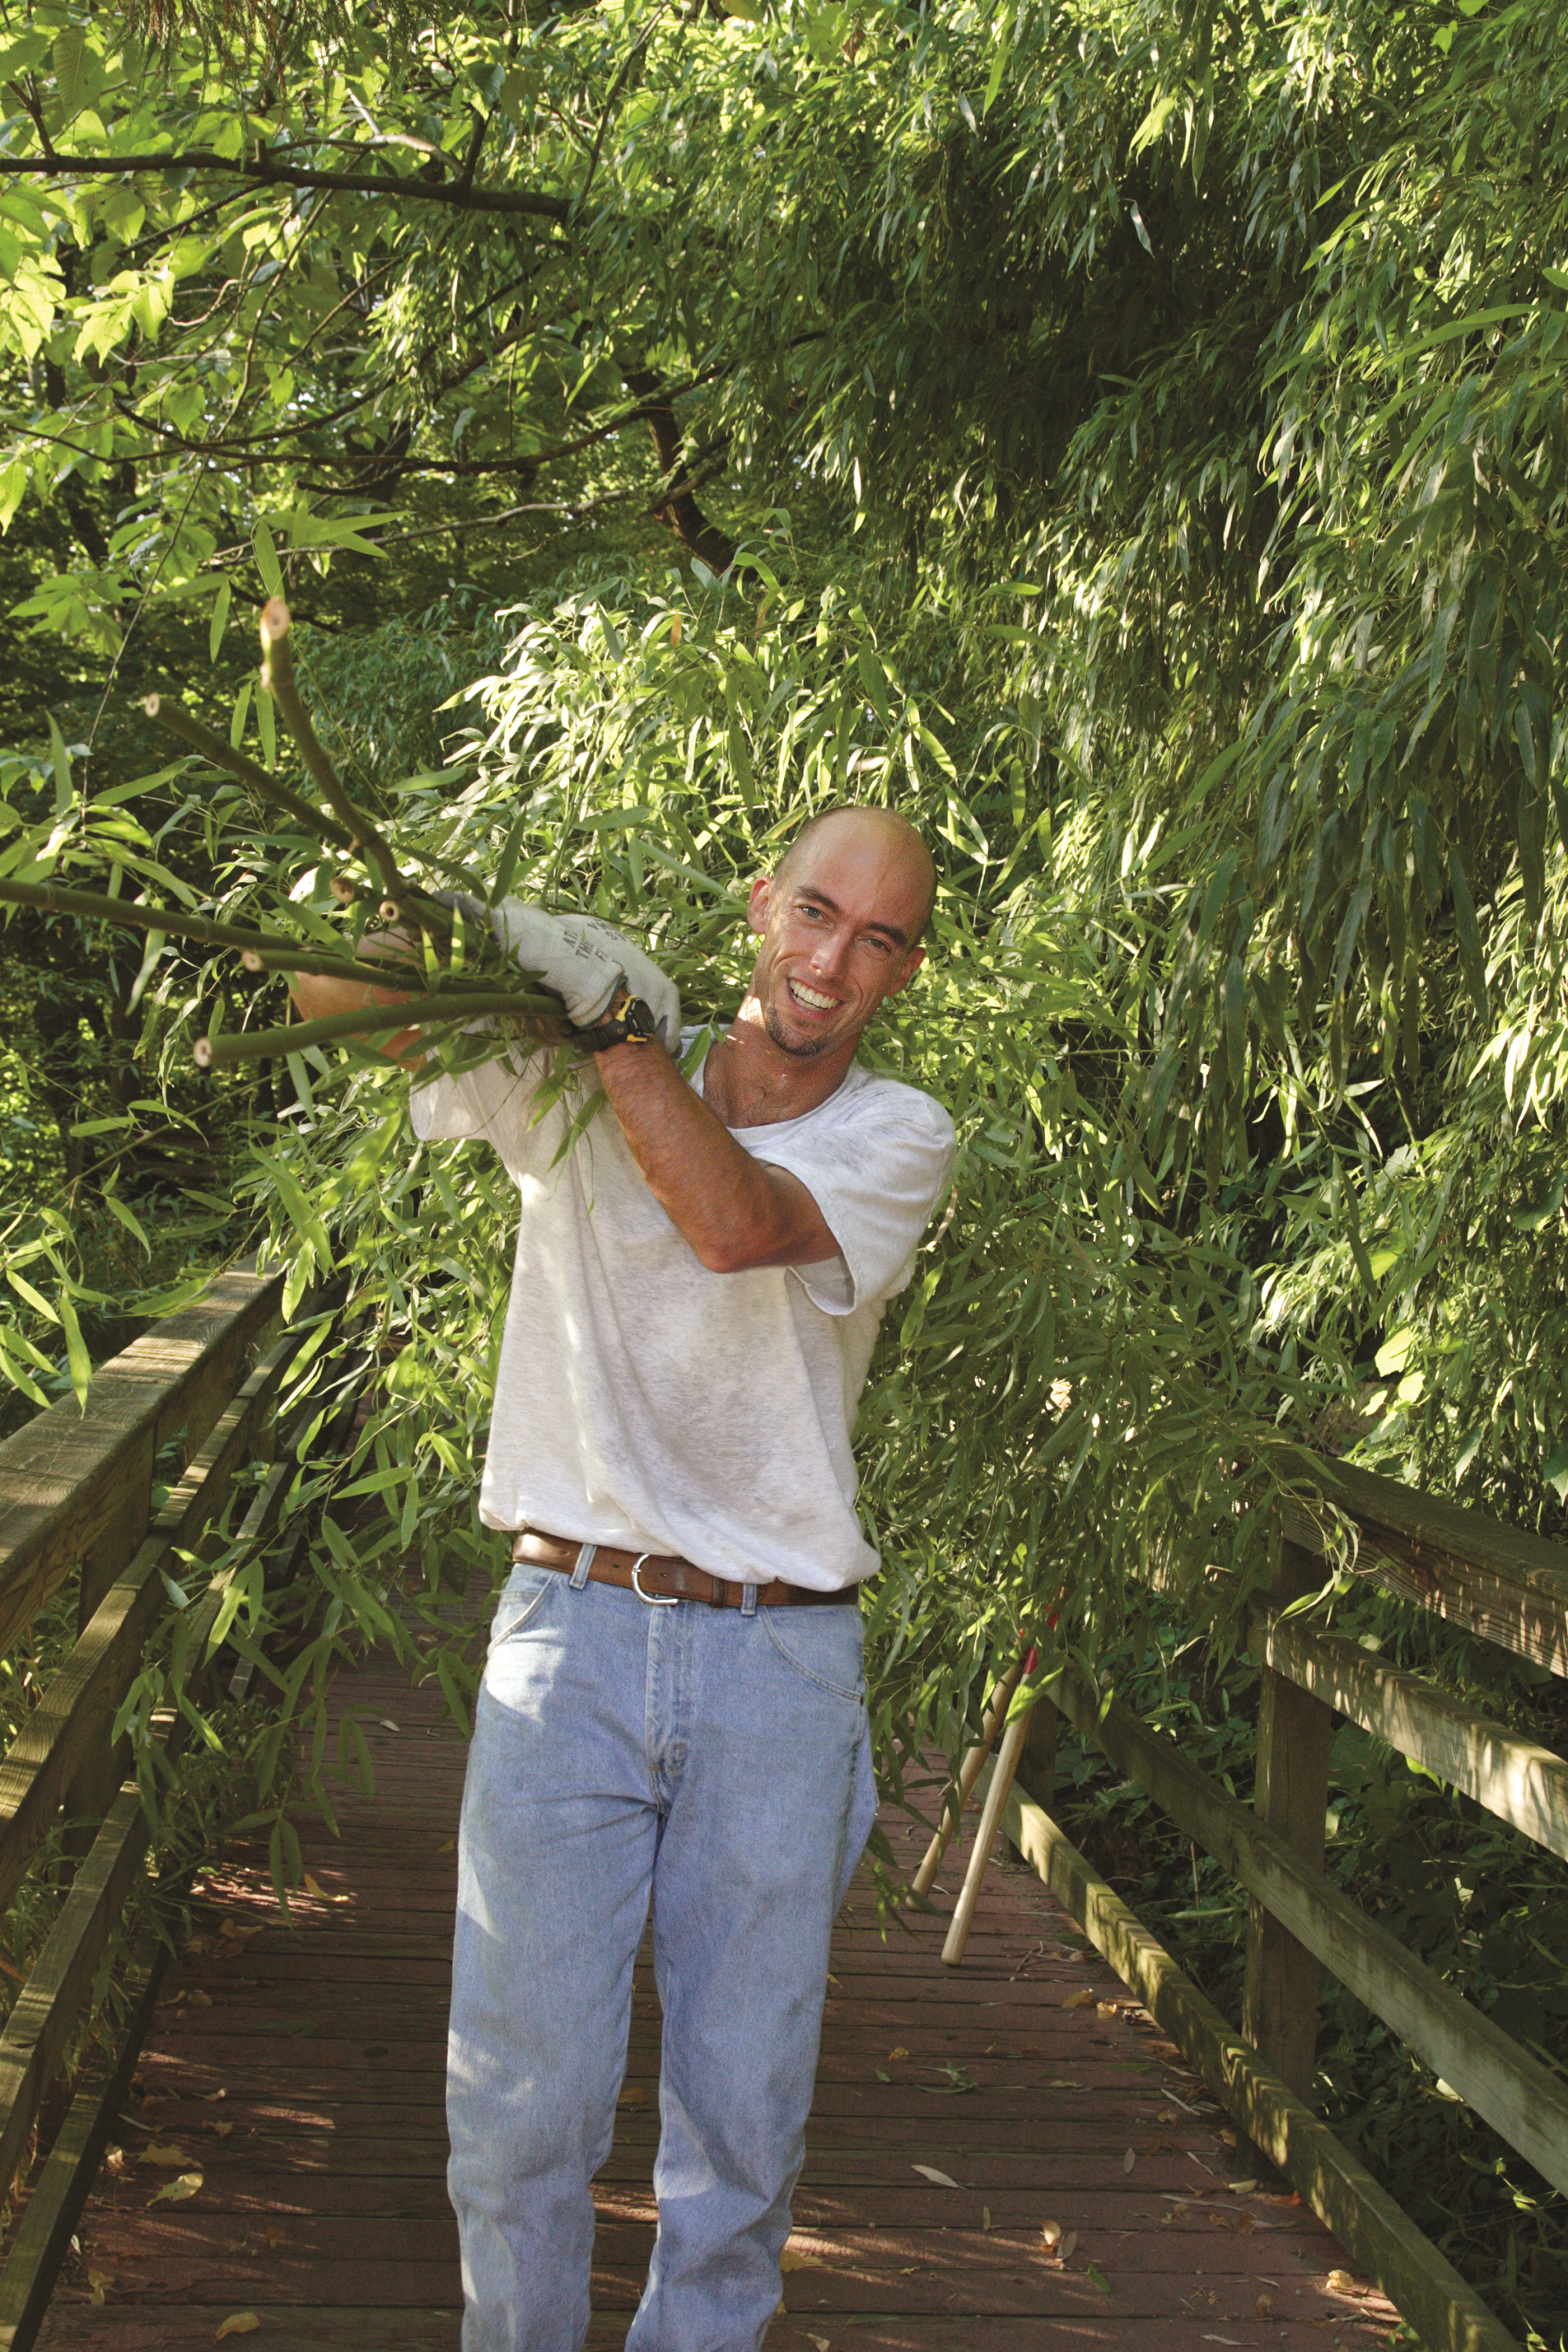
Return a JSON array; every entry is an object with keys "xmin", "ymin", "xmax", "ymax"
[{"xmin": 437, "ymin": 895, "xmax": 681, "ymax": 1051}]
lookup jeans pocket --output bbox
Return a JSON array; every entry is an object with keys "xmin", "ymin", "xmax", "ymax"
[
  {"xmin": 760, "ymin": 1606, "xmax": 866, "ymax": 1704},
  {"xmin": 487, "ymin": 1566, "xmax": 556, "ymax": 1654}
]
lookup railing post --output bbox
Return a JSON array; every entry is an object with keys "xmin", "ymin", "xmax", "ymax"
[
  {"xmin": 1242, "ymin": 1534, "xmax": 1336, "ymax": 2097},
  {"xmin": 64, "ymin": 1450, "xmax": 155, "ymax": 1842},
  {"xmin": 1009, "ymin": 1699, "xmax": 1057, "ymax": 1860}
]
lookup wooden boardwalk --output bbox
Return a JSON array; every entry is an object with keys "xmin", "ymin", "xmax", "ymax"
[{"xmin": 36, "ymin": 1645, "xmax": 1398, "ymax": 2351}]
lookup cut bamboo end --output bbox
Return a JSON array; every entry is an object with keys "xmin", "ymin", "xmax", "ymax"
[
  {"xmin": 260, "ymin": 597, "xmax": 292, "ymax": 647},
  {"xmin": 378, "ymin": 899, "xmax": 404, "ymax": 924},
  {"xmin": 329, "ymin": 875, "xmax": 358, "ymax": 903},
  {"xmin": 241, "ymin": 950, "xmax": 263, "ymax": 972},
  {"xmin": 194, "ymin": 1036, "xmax": 215, "ymax": 1069}
]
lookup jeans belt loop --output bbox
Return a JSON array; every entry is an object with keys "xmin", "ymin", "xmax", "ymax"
[
  {"xmin": 741, "ymin": 1582, "xmax": 758, "ymax": 1618},
  {"xmin": 569, "ymin": 1542, "xmax": 595, "ymax": 1592}
]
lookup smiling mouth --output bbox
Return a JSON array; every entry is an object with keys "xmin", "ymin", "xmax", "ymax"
[{"xmin": 787, "ymin": 979, "xmax": 839, "ymax": 1013}]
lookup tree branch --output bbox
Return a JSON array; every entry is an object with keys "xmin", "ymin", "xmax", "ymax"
[
  {"xmin": 622, "ymin": 368, "xmax": 735, "ymax": 576},
  {"xmin": 0, "ymin": 148, "xmax": 571, "ymax": 218}
]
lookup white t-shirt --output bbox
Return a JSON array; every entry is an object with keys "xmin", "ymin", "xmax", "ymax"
[{"xmin": 408, "ymin": 1034, "xmax": 955, "ymax": 1591}]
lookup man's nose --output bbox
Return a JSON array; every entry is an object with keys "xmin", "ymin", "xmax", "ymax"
[{"xmin": 808, "ymin": 929, "xmax": 851, "ymax": 980}]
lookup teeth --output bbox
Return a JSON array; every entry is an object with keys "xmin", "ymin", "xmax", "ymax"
[{"xmin": 789, "ymin": 981, "xmax": 837, "ymax": 1011}]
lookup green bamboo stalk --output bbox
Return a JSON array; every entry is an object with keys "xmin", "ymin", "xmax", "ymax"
[
  {"xmin": 258, "ymin": 601, "xmax": 405, "ymax": 902},
  {"xmin": 141, "ymin": 695, "xmax": 356, "ymax": 854},
  {"xmin": 0, "ymin": 873, "xmax": 358, "ymax": 962},
  {"xmin": 194, "ymin": 987, "xmax": 563, "ymax": 1068},
  {"xmin": 239, "ymin": 943, "xmax": 432, "ymax": 986}
]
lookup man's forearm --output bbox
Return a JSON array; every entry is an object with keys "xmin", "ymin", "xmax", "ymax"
[
  {"xmin": 593, "ymin": 1043, "xmax": 837, "ymax": 1273},
  {"xmin": 288, "ymin": 937, "xmax": 426, "ymax": 1069}
]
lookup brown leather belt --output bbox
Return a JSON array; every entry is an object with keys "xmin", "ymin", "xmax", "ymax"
[{"xmin": 512, "ymin": 1528, "xmax": 860, "ymax": 1609}]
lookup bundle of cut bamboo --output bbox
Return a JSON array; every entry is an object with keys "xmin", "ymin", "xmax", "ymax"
[{"xmin": 0, "ymin": 600, "xmax": 569, "ymax": 1072}]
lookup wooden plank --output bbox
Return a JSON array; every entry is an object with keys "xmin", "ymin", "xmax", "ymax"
[
  {"xmin": 0, "ymin": 1932, "xmax": 171, "ymax": 2352},
  {"xmin": 1241, "ymin": 1539, "xmax": 1334, "ymax": 2096},
  {"xmin": 0, "ymin": 1336, "xmax": 301, "ymax": 1912},
  {"xmin": 1301, "ymin": 1456, "xmax": 1568, "ymax": 1679},
  {"xmin": 0, "ymin": 1272, "xmax": 284, "ymax": 1661},
  {"xmin": 1000, "ymin": 1769, "xmax": 1523, "ymax": 2352},
  {"xmin": 1040, "ymin": 1667, "xmax": 1568, "ymax": 2197},
  {"xmin": 1248, "ymin": 1596, "xmax": 1568, "ymax": 1863}
]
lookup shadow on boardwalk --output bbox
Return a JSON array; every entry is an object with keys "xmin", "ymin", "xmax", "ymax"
[{"xmin": 37, "ymin": 1642, "xmax": 1398, "ymax": 2351}]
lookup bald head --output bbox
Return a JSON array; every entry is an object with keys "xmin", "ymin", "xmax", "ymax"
[{"xmin": 774, "ymin": 804, "xmax": 938, "ymax": 942}]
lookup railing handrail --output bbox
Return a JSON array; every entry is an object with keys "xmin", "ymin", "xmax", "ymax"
[{"xmin": 0, "ymin": 1269, "xmax": 285, "ymax": 1659}]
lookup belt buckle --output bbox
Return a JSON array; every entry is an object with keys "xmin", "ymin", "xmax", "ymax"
[{"xmin": 630, "ymin": 1553, "xmax": 679, "ymax": 1607}]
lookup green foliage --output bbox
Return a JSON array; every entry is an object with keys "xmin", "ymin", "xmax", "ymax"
[{"xmin": 6, "ymin": 0, "xmax": 1568, "ymax": 2333}]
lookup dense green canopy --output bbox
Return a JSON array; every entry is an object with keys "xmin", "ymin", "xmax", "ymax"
[{"xmin": 3, "ymin": 0, "xmax": 1568, "ymax": 2327}]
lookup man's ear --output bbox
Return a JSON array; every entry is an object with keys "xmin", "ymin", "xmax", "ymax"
[
  {"xmin": 887, "ymin": 944, "xmax": 926, "ymax": 997},
  {"xmin": 747, "ymin": 873, "xmax": 775, "ymax": 936}
]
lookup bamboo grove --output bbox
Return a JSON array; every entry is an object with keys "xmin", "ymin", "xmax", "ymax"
[{"xmin": 3, "ymin": 0, "xmax": 1568, "ymax": 2330}]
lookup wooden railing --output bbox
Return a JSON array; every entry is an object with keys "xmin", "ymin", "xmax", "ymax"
[
  {"xmin": 930, "ymin": 1461, "xmax": 1568, "ymax": 2352},
  {"xmin": 0, "ymin": 1270, "xmax": 358, "ymax": 2351}
]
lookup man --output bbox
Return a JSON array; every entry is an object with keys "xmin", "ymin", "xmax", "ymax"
[{"xmin": 293, "ymin": 803, "xmax": 955, "ymax": 2350}]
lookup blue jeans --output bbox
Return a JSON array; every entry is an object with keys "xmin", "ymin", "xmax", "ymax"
[{"xmin": 446, "ymin": 1558, "xmax": 877, "ymax": 2352}]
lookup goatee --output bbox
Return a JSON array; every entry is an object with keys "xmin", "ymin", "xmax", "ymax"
[{"xmin": 762, "ymin": 1003, "xmax": 834, "ymax": 1061}]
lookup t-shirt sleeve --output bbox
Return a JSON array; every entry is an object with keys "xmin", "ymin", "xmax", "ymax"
[
  {"xmin": 750, "ymin": 1083, "xmax": 956, "ymax": 1316},
  {"xmin": 407, "ymin": 1045, "xmax": 546, "ymax": 1178}
]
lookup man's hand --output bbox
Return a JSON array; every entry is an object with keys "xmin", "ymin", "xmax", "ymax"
[{"xmin": 483, "ymin": 900, "xmax": 681, "ymax": 1049}]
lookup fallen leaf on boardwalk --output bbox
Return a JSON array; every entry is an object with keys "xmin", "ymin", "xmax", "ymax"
[
  {"xmin": 1087, "ymin": 2263, "xmax": 1112, "ymax": 2292},
  {"xmin": 1095, "ymin": 2002, "xmax": 1117, "ymax": 2017},
  {"xmin": 617, "ymin": 2085, "xmax": 648, "ymax": 2107},
  {"xmin": 1040, "ymin": 2220, "xmax": 1062, "ymax": 2249},
  {"xmin": 1122, "ymin": 2149, "xmax": 1136, "ymax": 2173},
  {"xmin": 87, "ymin": 2270, "xmax": 112, "ymax": 2307},
  {"xmin": 887, "ymin": 2046, "xmax": 908, "ymax": 2060},
  {"xmin": 808, "ymin": 2337, "xmax": 830, "ymax": 2350},
  {"xmin": 103, "ymin": 2147, "xmax": 125, "ymax": 2175},
  {"xmin": 1061, "ymin": 1987, "xmax": 1094, "ymax": 2009},
  {"xmin": 920, "ymin": 2062, "xmax": 978, "ymax": 2095},
  {"xmin": 1327, "ymin": 2270, "xmax": 1356, "ymax": 2295},
  {"xmin": 378, "ymin": 1719, "xmax": 401, "ymax": 1732},
  {"xmin": 264, "ymin": 2226, "xmax": 285, "ymax": 2249},
  {"xmin": 214, "ymin": 2318, "xmax": 260, "ymax": 2341},
  {"xmin": 212, "ymin": 2122, "xmax": 234, "ymax": 2139},
  {"xmin": 1227, "ymin": 2180, "xmax": 1258, "ymax": 2194},
  {"xmin": 150, "ymin": 2171, "xmax": 203, "ymax": 2205},
  {"xmin": 200, "ymin": 2089, "xmax": 227, "ymax": 2102},
  {"xmin": 220, "ymin": 1921, "xmax": 263, "ymax": 1942},
  {"xmin": 1202, "ymin": 2338, "xmax": 1240, "ymax": 2345},
  {"xmin": 911, "ymin": 2165, "xmax": 959, "ymax": 2188},
  {"xmin": 1156, "ymin": 2108, "xmax": 1178, "ymax": 2124},
  {"xmin": 1058, "ymin": 2230, "xmax": 1079, "ymax": 2261},
  {"xmin": 302, "ymin": 1873, "xmax": 343, "ymax": 1903},
  {"xmin": 1218, "ymin": 2127, "xmax": 1238, "ymax": 2146},
  {"xmin": 826, "ymin": 1973, "xmax": 840, "ymax": 1987},
  {"xmin": 875, "ymin": 2069, "xmax": 891, "ymax": 2082},
  {"xmin": 187, "ymin": 1989, "xmax": 213, "ymax": 2008},
  {"xmin": 780, "ymin": 2249, "xmax": 822, "ymax": 2271},
  {"xmin": 1257, "ymin": 2293, "xmax": 1276, "ymax": 2318},
  {"xmin": 436, "ymin": 1838, "xmax": 456, "ymax": 1853},
  {"xmin": 982, "ymin": 2205, "xmax": 992, "ymax": 2231},
  {"xmin": 141, "ymin": 2143, "xmax": 193, "ymax": 2166}
]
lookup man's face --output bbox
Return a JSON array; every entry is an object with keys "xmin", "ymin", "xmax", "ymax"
[{"xmin": 746, "ymin": 816, "xmax": 928, "ymax": 1061}]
